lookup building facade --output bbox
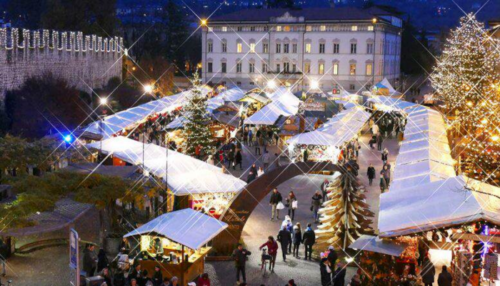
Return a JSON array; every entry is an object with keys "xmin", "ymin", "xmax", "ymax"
[
  {"xmin": 0, "ymin": 28, "xmax": 123, "ymax": 100},
  {"xmin": 202, "ymin": 7, "xmax": 402, "ymax": 93}
]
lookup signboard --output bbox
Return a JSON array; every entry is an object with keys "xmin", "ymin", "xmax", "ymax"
[
  {"xmin": 69, "ymin": 228, "xmax": 80, "ymax": 286},
  {"xmin": 303, "ymin": 102, "xmax": 326, "ymax": 112}
]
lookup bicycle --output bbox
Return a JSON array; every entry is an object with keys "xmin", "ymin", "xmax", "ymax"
[{"xmin": 260, "ymin": 248, "xmax": 272, "ymax": 276}]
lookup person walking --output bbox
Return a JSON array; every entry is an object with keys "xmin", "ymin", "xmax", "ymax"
[
  {"xmin": 248, "ymin": 128, "xmax": 253, "ymax": 146},
  {"xmin": 234, "ymin": 150, "xmax": 243, "ymax": 170},
  {"xmin": 270, "ymin": 188, "xmax": 283, "ymax": 220},
  {"xmin": 247, "ymin": 164, "xmax": 258, "ymax": 183},
  {"xmin": 83, "ymin": 244, "xmax": 97, "ymax": 277},
  {"xmin": 152, "ymin": 265, "xmax": 163, "ymax": 286},
  {"xmin": 376, "ymin": 133, "xmax": 383, "ymax": 151},
  {"xmin": 382, "ymin": 164, "xmax": 391, "ymax": 187},
  {"xmin": 381, "ymin": 148, "xmax": 389, "ymax": 164},
  {"xmin": 255, "ymin": 128, "xmax": 262, "ymax": 155},
  {"xmin": 197, "ymin": 273, "xmax": 211, "ymax": 286},
  {"xmin": 371, "ymin": 123, "xmax": 379, "ymax": 135},
  {"xmin": 257, "ymin": 166, "xmax": 264, "ymax": 177},
  {"xmin": 227, "ymin": 149, "xmax": 235, "ymax": 169},
  {"xmin": 262, "ymin": 150, "xmax": 272, "ymax": 170},
  {"xmin": 277, "ymin": 226, "xmax": 292, "ymax": 262},
  {"xmin": 286, "ymin": 191, "xmax": 298, "ymax": 220},
  {"xmin": 303, "ymin": 223, "xmax": 316, "ymax": 260},
  {"xmin": 231, "ymin": 243, "xmax": 251, "ymax": 284},
  {"xmin": 96, "ymin": 248, "xmax": 109, "ymax": 273},
  {"xmin": 437, "ymin": 266, "xmax": 453, "ymax": 286},
  {"xmin": 320, "ymin": 179, "xmax": 329, "ymax": 203},
  {"xmin": 327, "ymin": 246, "xmax": 338, "ymax": 272},
  {"xmin": 421, "ymin": 258, "xmax": 435, "ymax": 286},
  {"xmin": 260, "ymin": 236, "xmax": 278, "ymax": 272},
  {"xmin": 320, "ymin": 258, "xmax": 333, "ymax": 286},
  {"xmin": 379, "ymin": 176, "xmax": 387, "ymax": 193},
  {"xmin": 311, "ymin": 191, "xmax": 323, "ymax": 223},
  {"xmin": 333, "ymin": 262, "xmax": 346, "ymax": 286},
  {"xmin": 292, "ymin": 223, "xmax": 302, "ymax": 258},
  {"xmin": 367, "ymin": 164, "xmax": 376, "ymax": 186}
]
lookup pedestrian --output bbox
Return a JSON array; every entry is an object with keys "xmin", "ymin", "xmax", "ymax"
[
  {"xmin": 257, "ymin": 166, "xmax": 265, "ymax": 177},
  {"xmin": 376, "ymin": 133, "xmax": 383, "ymax": 151},
  {"xmin": 195, "ymin": 144, "xmax": 202, "ymax": 159},
  {"xmin": 231, "ymin": 244, "xmax": 251, "ymax": 285},
  {"xmin": 437, "ymin": 266, "xmax": 452, "ymax": 286},
  {"xmin": 97, "ymin": 248, "xmax": 108, "ymax": 273},
  {"xmin": 277, "ymin": 225, "xmax": 292, "ymax": 262},
  {"xmin": 218, "ymin": 150, "xmax": 224, "ymax": 164},
  {"xmin": 381, "ymin": 148, "xmax": 389, "ymax": 164},
  {"xmin": 421, "ymin": 258, "xmax": 435, "ymax": 286},
  {"xmin": 303, "ymin": 223, "xmax": 316, "ymax": 260},
  {"xmin": 333, "ymin": 262, "xmax": 346, "ymax": 286},
  {"xmin": 129, "ymin": 264, "xmax": 142, "ymax": 284},
  {"xmin": 382, "ymin": 164, "xmax": 391, "ymax": 187},
  {"xmin": 161, "ymin": 278, "xmax": 169, "ymax": 286},
  {"xmin": 83, "ymin": 244, "xmax": 97, "ymax": 277},
  {"xmin": 227, "ymin": 149, "xmax": 235, "ymax": 169},
  {"xmin": 197, "ymin": 273, "xmax": 211, "ymax": 286},
  {"xmin": 367, "ymin": 164, "xmax": 376, "ymax": 186},
  {"xmin": 101, "ymin": 268, "xmax": 112, "ymax": 286},
  {"xmin": 379, "ymin": 176, "xmax": 387, "ymax": 193},
  {"xmin": 152, "ymin": 265, "xmax": 163, "ymax": 286},
  {"xmin": 327, "ymin": 246, "xmax": 338, "ymax": 271},
  {"xmin": 247, "ymin": 164, "xmax": 258, "ymax": 183},
  {"xmin": 287, "ymin": 279, "xmax": 297, "ymax": 286},
  {"xmin": 119, "ymin": 237, "xmax": 131, "ymax": 254},
  {"xmin": 139, "ymin": 270, "xmax": 151, "ymax": 286},
  {"xmin": 262, "ymin": 150, "xmax": 272, "ymax": 170},
  {"xmin": 206, "ymin": 155, "xmax": 215, "ymax": 165},
  {"xmin": 350, "ymin": 274, "xmax": 361, "ymax": 286},
  {"xmin": 303, "ymin": 148, "xmax": 309, "ymax": 162},
  {"xmin": 292, "ymin": 223, "xmax": 302, "ymax": 258},
  {"xmin": 168, "ymin": 276, "xmax": 179, "ymax": 286},
  {"xmin": 270, "ymin": 188, "xmax": 283, "ymax": 220},
  {"xmin": 320, "ymin": 179, "xmax": 329, "ymax": 203},
  {"xmin": 468, "ymin": 269, "xmax": 480, "ymax": 286},
  {"xmin": 286, "ymin": 191, "xmax": 297, "ymax": 220},
  {"xmin": 369, "ymin": 134, "xmax": 376, "ymax": 149},
  {"xmin": 311, "ymin": 191, "xmax": 323, "ymax": 223},
  {"xmin": 255, "ymin": 128, "xmax": 262, "ymax": 155},
  {"xmin": 248, "ymin": 128, "xmax": 253, "ymax": 146},
  {"xmin": 234, "ymin": 150, "xmax": 243, "ymax": 170},
  {"xmin": 320, "ymin": 258, "xmax": 333, "ymax": 286},
  {"xmin": 372, "ymin": 123, "xmax": 379, "ymax": 135},
  {"xmin": 260, "ymin": 236, "xmax": 278, "ymax": 272},
  {"xmin": 113, "ymin": 270, "xmax": 126, "ymax": 286}
]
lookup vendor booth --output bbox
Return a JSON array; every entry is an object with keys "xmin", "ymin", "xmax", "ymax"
[{"xmin": 124, "ymin": 208, "xmax": 228, "ymax": 285}]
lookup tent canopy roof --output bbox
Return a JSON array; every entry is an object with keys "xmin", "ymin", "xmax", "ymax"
[
  {"xmin": 349, "ymin": 235, "xmax": 407, "ymax": 256},
  {"xmin": 124, "ymin": 208, "xmax": 228, "ymax": 250},
  {"xmin": 244, "ymin": 88, "xmax": 301, "ymax": 125}
]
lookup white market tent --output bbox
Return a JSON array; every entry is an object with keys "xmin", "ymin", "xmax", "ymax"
[
  {"xmin": 124, "ymin": 208, "xmax": 228, "ymax": 250},
  {"xmin": 86, "ymin": 137, "xmax": 246, "ymax": 195},
  {"xmin": 395, "ymin": 147, "xmax": 455, "ymax": 167},
  {"xmin": 82, "ymin": 87, "xmax": 212, "ymax": 139},
  {"xmin": 379, "ymin": 176, "xmax": 500, "ymax": 237},
  {"xmin": 244, "ymin": 88, "xmax": 301, "ymax": 125},
  {"xmin": 349, "ymin": 235, "xmax": 407, "ymax": 256},
  {"xmin": 368, "ymin": 96, "xmax": 418, "ymax": 112}
]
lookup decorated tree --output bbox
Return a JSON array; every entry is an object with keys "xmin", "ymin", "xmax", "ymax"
[
  {"xmin": 431, "ymin": 14, "xmax": 500, "ymax": 179},
  {"xmin": 315, "ymin": 168, "xmax": 374, "ymax": 250},
  {"xmin": 182, "ymin": 71, "xmax": 214, "ymax": 156}
]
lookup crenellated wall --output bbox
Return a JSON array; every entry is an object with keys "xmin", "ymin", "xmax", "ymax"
[{"xmin": 0, "ymin": 28, "xmax": 124, "ymax": 99}]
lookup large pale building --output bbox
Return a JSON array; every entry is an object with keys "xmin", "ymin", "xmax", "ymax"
[{"xmin": 201, "ymin": 7, "xmax": 402, "ymax": 93}]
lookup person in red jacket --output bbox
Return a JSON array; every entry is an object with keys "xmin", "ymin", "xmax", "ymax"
[
  {"xmin": 197, "ymin": 272, "xmax": 210, "ymax": 286},
  {"xmin": 260, "ymin": 236, "xmax": 279, "ymax": 272}
]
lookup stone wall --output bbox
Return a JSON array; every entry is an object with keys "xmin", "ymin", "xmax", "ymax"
[{"xmin": 0, "ymin": 28, "xmax": 123, "ymax": 99}]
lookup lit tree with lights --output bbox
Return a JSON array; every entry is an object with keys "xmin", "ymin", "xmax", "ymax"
[
  {"xmin": 432, "ymin": 13, "xmax": 500, "ymax": 179},
  {"xmin": 182, "ymin": 71, "xmax": 215, "ymax": 156},
  {"xmin": 315, "ymin": 168, "xmax": 374, "ymax": 251}
]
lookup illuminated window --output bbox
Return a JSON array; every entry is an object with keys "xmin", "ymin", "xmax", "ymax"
[
  {"xmin": 320, "ymin": 25, "xmax": 326, "ymax": 31},
  {"xmin": 366, "ymin": 63, "xmax": 373, "ymax": 75},
  {"xmin": 237, "ymin": 43, "xmax": 242, "ymax": 53},
  {"xmin": 319, "ymin": 62, "xmax": 324, "ymax": 75},
  {"xmin": 367, "ymin": 26, "xmax": 374, "ymax": 31},
  {"xmin": 333, "ymin": 62, "xmax": 339, "ymax": 75},
  {"xmin": 250, "ymin": 43, "xmax": 256, "ymax": 52},
  {"xmin": 222, "ymin": 26, "xmax": 228, "ymax": 32},
  {"xmin": 284, "ymin": 26, "xmax": 291, "ymax": 32},
  {"xmin": 351, "ymin": 25, "xmax": 358, "ymax": 31},
  {"xmin": 305, "ymin": 43, "xmax": 311, "ymax": 53},
  {"xmin": 304, "ymin": 62, "xmax": 311, "ymax": 74},
  {"xmin": 306, "ymin": 25, "xmax": 312, "ymax": 32},
  {"xmin": 350, "ymin": 63, "xmax": 356, "ymax": 75},
  {"xmin": 276, "ymin": 26, "xmax": 282, "ymax": 32}
]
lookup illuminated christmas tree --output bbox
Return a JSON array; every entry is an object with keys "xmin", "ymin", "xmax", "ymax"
[
  {"xmin": 182, "ymin": 71, "xmax": 214, "ymax": 156},
  {"xmin": 431, "ymin": 13, "xmax": 500, "ymax": 179},
  {"xmin": 315, "ymin": 168, "xmax": 374, "ymax": 251}
]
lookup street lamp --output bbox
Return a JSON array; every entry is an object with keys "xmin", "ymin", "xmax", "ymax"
[
  {"xmin": 144, "ymin": 84, "xmax": 153, "ymax": 94},
  {"xmin": 99, "ymin": 97, "xmax": 108, "ymax": 106},
  {"xmin": 310, "ymin": 80, "xmax": 319, "ymax": 90},
  {"xmin": 267, "ymin": 79, "xmax": 277, "ymax": 89},
  {"xmin": 201, "ymin": 19, "xmax": 208, "ymax": 26},
  {"xmin": 98, "ymin": 97, "xmax": 108, "ymax": 155}
]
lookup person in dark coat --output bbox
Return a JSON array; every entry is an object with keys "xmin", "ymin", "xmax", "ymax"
[
  {"xmin": 376, "ymin": 133, "xmax": 384, "ymax": 151},
  {"xmin": 234, "ymin": 150, "xmax": 243, "ymax": 170},
  {"xmin": 270, "ymin": 188, "xmax": 283, "ymax": 220},
  {"xmin": 379, "ymin": 176, "xmax": 387, "ymax": 193},
  {"xmin": 381, "ymin": 148, "xmax": 389, "ymax": 164},
  {"xmin": 292, "ymin": 224, "xmax": 302, "ymax": 258},
  {"xmin": 231, "ymin": 243, "xmax": 251, "ymax": 284},
  {"xmin": 129, "ymin": 264, "xmax": 142, "ymax": 284},
  {"xmin": 97, "ymin": 248, "xmax": 109, "ymax": 273},
  {"xmin": 327, "ymin": 246, "xmax": 338, "ymax": 271},
  {"xmin": 82, "ymin": 244, "xmax": 97, "ymax": 277},
  {"xmin": 367, "ymin": 164, "xmax": 376, "ymax": 186},
  {"xmin": 247, "ymin": 164, "xmax": 258, "ymax": 183},
  {"xmin": 311, "ymin": 191, "xmax": 323, "ymax": 223},
  {"xmin": 438, "ymin": 266, "xmax": 452, "ymax": 286},
  {"xmin": 333, "ymin": 262, "xmax": 346, "ymax": 286},
  {"xmin": 421, "ymin": 259, "xmax": 436, "ymax": 286},
  {"xmin": 320, "ymin": 179, "xmax": 329, "ymax": 203},
  {"xmin": 113, "ymin": 270, "xmax": 126, "ymax": 286},
  {"xmin": 119, "ymin": 238, "xmax": 131, "ymax": 254},
  {"xmin": 320, "ymin": 258, "xmax": 333, "ymax": 286},
  {"xmin": 152, "ymin": 265, "xmax": 163, "ymax": 286},
  {"xmin": 302, "ymin": 223, "xmax": 316, "ymax": 260},
  {"xmin": 277, "ymin": 226, "xmax": 292, "ymax": 262}
]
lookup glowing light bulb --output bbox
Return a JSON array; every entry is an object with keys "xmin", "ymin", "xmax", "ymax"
[
  {"xmin": 144, "ymin": 84, "xmax": 153, "ymax": 93},
  {"xmin": 99, "ymin": 97, "xmax": 108, "ymax": 105}
]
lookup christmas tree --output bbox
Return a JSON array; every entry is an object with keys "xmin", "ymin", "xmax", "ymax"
[
  {"xmin": 182, "ymin": 71, "xmax": 214, "ymax": 156},
  {"xmin": 431, "ymin": 13, "xmax": 500, "ymax": 180},
  {"xmin": 315, "ymin": 168, "xmax": 374, "ymax": 251}
]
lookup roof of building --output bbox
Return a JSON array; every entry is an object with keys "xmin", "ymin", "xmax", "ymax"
[{"xmin": 210, "ymin": 7, "xmax": 396, "ymax": 23}]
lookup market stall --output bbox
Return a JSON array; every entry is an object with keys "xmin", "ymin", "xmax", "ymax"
[
  {"xmin": 244, "ymin": 88, "xmax": 301, "ymax": 126},
  {"xmin": 124, "ymin": 208, "xmax": 228, "ymax": 285}
]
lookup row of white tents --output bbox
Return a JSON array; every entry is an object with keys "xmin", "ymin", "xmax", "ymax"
[
  {"xmin": 244, "ymin": 88, "xmax": 302, "ymax": 126},
  {"xmin": 372, "ymin": 98, "xmax": 500, "ymax": 238},
  {"xmin": 87, "ymin": 136, "xmax": 246, "ymax": 196}
]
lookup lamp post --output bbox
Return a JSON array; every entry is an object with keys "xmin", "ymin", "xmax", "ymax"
[{"xmin": 98, "ymin": 97, "xmax": 108, "ymax": 156}]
